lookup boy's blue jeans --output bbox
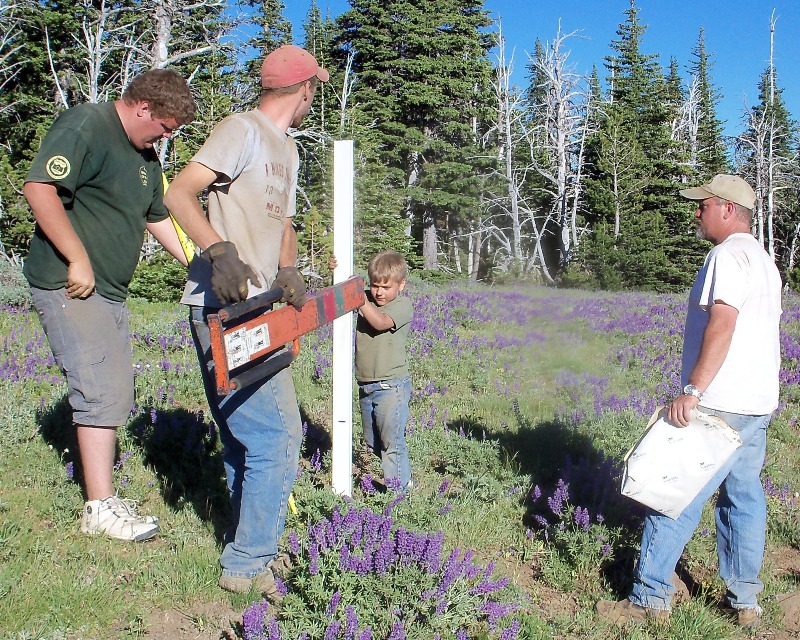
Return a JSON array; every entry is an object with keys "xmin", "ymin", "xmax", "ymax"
[
  {"xmin": 190, "ymin": 306, "xmax": 302, "ymax": 578},
  {"xmin": 359, "ymin": 376, "xmax": 412, "ymax": 489},
  {"xmin": 630, "ymin": 408, "xmax": 770, "ymax": 612}
]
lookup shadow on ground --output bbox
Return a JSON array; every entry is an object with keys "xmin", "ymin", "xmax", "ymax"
[
  {"xmin": 36, "ymin": 394, "xmax": 332, "ymax": 545},
  {"xmin": 444, "ymin": 409, "xmax": 650, "ymax": 598}
]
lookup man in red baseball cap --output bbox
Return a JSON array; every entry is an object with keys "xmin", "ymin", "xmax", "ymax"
[{"xmin": 165, "ymin": 45, "xmax": 328, "ymax": 599}]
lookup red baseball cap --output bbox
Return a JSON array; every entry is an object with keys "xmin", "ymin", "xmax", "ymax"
[{"xmin": 261, "ymin": 45, "xmax": 330, "ymax": 89}]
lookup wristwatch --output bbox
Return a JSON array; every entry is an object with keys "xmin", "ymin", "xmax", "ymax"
[{"xmin": 682, "ymin": 384, "xmax": 703, "ymax": 401}]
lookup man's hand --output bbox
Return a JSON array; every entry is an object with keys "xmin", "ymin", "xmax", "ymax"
[
  {"xmin": 203, "ymin": 241, "xmax": 261, "ymax": 304},
  {"xmin": 66, "ymin": 257, "xmax": 95, "ymax": 299},
  {"xmin": 668, "ymin": 394, "xmax": 699, "ymax": 427},
  {"xmin": 274, "ymin": 266, "xmax": 306, "ymax": 309}
]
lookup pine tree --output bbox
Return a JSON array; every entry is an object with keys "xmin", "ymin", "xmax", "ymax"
[
  {"xmin": 689, "ymin": 28, "xmax": 728, "ymax": 178},
  {"xmin": 335, "ymin": 0, "xmax": 494, "ymax": 271},
  {"xmin": 583, "ymin": 0, "xmax": 701, "ymax": 291},
  {"xmin": 238, "ymin": 0, "xmax": 293, "ymax": 92}
]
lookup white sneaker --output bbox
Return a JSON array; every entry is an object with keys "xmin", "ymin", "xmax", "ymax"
[
  {"xmin": 81, "ymin": 496, "xmax": 159, "ymax": 542},
  {"xmin": 119, "ymin": 498, "xmax": 159, "ymax": 526}
]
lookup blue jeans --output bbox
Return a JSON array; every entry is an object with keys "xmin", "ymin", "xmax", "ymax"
[
  {"xmin": 359, "ymin": 376, "xmax": 412, "ymax": 489},
  {"xmin": 630, "ymin": 408, "xmax": 770, "ymax": 611},
  {"xmin": 190, "ymin": 306, "xmax": 302, "ymax": 578}
]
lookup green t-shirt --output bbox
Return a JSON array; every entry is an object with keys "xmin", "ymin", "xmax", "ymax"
[
  {"xmin": 355, "ymin": 294, "xmax": 413, "ymax": 383},
  {"xmin": 23, "ymin": 102, "xmax": 168, "ymax": 301}
]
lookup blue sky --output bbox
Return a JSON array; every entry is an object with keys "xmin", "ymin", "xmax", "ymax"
[{"xmin": 281, "ymin": 0, "xmax": 799, "ymax": 138}]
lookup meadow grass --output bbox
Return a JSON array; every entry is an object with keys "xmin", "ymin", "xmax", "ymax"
[{"xmin": 0, "ymin": 282, "xmax": 798, "ymax": 639}]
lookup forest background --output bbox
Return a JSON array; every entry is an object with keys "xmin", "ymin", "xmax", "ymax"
[{"xmin": 1, "ymin": 0, "xmax": 799, "ymax": 294}]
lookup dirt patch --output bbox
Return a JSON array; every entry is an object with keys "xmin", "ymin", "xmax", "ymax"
[
  {"xmin": 768, "ymin": 545, "xmax": 800, "ymax": 578},
  {"xmin": 141, "ymin": 601, "xmax": 240, "ymax": 640}
]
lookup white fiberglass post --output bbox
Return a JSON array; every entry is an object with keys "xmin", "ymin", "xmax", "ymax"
[{"xmin": 332, "ymin": 140, "xmax": 355, "ymax": 497}]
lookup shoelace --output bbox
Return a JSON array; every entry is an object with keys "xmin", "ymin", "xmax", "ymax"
[{"xmin": 104, "ymin": 496, "xmax": 139, "ymax": 519}]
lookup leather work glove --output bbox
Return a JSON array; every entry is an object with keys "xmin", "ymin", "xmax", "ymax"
[
  {"xmin": 203, "ymin": 241, "xmax": 261, "ymax": 304},
  {"xmin": 274, "ymin": 266, "xmax": 307, "ymax": 310}
]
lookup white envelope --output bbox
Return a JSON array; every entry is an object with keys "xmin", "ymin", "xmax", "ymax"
[{"xmin": 621, "ymin": 407, "xmax": 742, "ymax": 519}]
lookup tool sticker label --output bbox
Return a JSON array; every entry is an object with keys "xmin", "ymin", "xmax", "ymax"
[{"xmin": 224, "ymin": 324, "xmax": 271, "ymax": 370}]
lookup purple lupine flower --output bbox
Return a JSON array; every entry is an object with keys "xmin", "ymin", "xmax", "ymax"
[
  {"xmin": 324, "ymin": 620, "xmax": 342, "ymax": 640},
  {"xmin": 288, "ymin": 530, "xmax": 300, "ymax": 556},
  {"xmin": 113, "ymin": 450, "xmax": 134, "ymax": 471},
  {"xmin": 383, "ymin": 492, "xmax": 407, "ymax": 516},
  {"xmin": 267, "ymin": 617, "xmax": 280, "ymax": 640},
  {"xmin": 357, "ymin": 630, "xmax": 372, "ymax": 640},
  {"xmin": 326, "ymin": 590, "xmax": 342, "ymax": 617},
  {"xmin": 241, "ymin": 599, "xmax": 269, "ymax": 640},
  {"xmin": 547, "ymin": 479, "xmax": 569, "ymax": 515},
  {"xmin": 310, "ymin": 448, "xmax": 322, "ymax": 473},
  {"xmin": 360, "ymin": 475, "xmax": 377, "ymax": 495},
  {"xmin": 65, "ymin": 462, "xmax": 74, "ymax": 480},
  {"xmin": 274, "ymin": 577, "xmax": 287, "ymax": 597},
  {"xmin": 387, "ymin": 620, "xmax": 405, "ymax": 640},
  {"xmin": 574, "ymin": 506, "xmax": 591, "ymax": 532},
  {"xmin": 601, "ymin": 543, "xmax": 611, "ymax": 556},
  {"xmin": 456, "ymin": 630, "xmax": 468, "ymax": 640},
  {"xmin": 533, "ymin": 514, "xmax": 549, "ymax": 528},
  {"xmin": 438, "ymin": 504, "xmax": 452, "ymax": 516},
  {"xmin": 437, "ymin": 479, "xmax": 450, "ymax": 496},
  {"xmin": 499, "ymin": 620, "xmax": 521, "ymax": 640},
  {"xmin": 344, "ymin": 606, "xmax": 358, "ymax": 640},
  {"xmin": 531, "ymin": 485, "xmax": 542, "ymax": 501},
  {"xmin": 480, "ymin": 601, "xmax": 520, "ymax": 630}
]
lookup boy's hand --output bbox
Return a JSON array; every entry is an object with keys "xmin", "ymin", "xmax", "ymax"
[
  {"xmin": 203, "ymin": 241, "xmax": 261, "ymax": 304},
  {"xmin": 275, "ymin": 266, "xmax": 307, "ymax": 309},
  {"xmin": 328, "ymin": 254, "xmax": 338, "ymax": 271}
]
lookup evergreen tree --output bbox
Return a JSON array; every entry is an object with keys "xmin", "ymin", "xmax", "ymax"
[
  {"xmin": 689, "ymin": 28, "xmax": 728, "ymax": 178},
  {"xmin": 582, "ymin": 0, "xmax": 701, "ymax": 291},
  {"xmin": 335, "ymin": 0, "xmax": 494, "ymax": 271},
  {"xmin": 238, "ymin": 0, "xmax": 293, "ymax": 92}
]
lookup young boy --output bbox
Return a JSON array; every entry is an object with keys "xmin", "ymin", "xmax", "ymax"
[{"xmin": 355, "ymin": 250, "xmax": 414, "ymax": 492}]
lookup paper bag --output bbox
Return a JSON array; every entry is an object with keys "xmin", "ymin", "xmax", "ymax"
[{"xmin": 621, "ymin": 407, "xmax": 742, "ymax": 519}]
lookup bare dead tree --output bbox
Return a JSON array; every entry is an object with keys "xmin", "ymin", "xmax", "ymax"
[
  {"xmin": 0, "ymin": 1, "xmax": 26, "ymax": 111},
  {"xmin": 735, "ymin": 12, "xmax": 796, "ymax": 259},
  {"xmin": 491, "ymin": 23, "xmax": 525, "ymax": 264},
  {"xmin": 526, "ymin": 25, "xmax": 592, "ymax": 270},
  {"xmin": 672, "ymin": 74, "xmax": 700, "ymax": 168}
]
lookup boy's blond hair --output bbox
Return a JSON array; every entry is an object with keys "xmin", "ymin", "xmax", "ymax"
[{"xmin": 368, "ymin": 250, "xmax": 407, "ymax": 283}]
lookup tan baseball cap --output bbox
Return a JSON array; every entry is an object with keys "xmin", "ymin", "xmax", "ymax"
[
  {"xmin": 261, "ymin": 45, "xmax": 330, "ymax": 89},
  {"xmin": 679, "ymin": 174, "xmax": 756, "ymax": 210}
]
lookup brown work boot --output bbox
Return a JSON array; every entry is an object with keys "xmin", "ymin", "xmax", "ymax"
[
  {"xmin": 671, "ymin": 573, "xmax": 690, "ymax": 605},
  {"xmin": 734, "ymin": 607, "xmax": 761, "ymax": 629},
  {"xmin": 596, "ymin": 598, "xmax": 670, "ymax": 626},
  {"xmin": 218, "ymin": 566, "xmax": 283, "ymax": 602},
  {"xmin": 268, "ymin": 552, "xmax": 293, "ymax": 578}
]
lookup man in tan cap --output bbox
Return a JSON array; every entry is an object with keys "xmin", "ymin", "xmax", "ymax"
[
  {"xmin": 597, "ymin": 174, "xmax": 782, "ymax": 628},
  {"xmin": 164, "ymin": 45, "xmax": 328, "ymax": 598}
]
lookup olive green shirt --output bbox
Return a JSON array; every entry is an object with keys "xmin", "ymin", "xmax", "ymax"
[
  {"xmin": 24, "ymin": 102, "xmax": 168, "ymax": 301},
  {"xmin": 355, "ymin": 294, "xmax": 413, "ymax": 383}
]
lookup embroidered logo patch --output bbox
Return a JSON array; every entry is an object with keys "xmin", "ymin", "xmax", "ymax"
[
  {"xmin": 45, "ymin": 156, "xmax": 70, "ymax": 180},
  {"xmin": 139, "ymin": 167, "xmax": 148, "ymax": 186}
]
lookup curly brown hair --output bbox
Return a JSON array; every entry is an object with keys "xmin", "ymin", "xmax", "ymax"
[{"xmin": 122, "ymin": 68, "xmax": 196, "ymax": 125}]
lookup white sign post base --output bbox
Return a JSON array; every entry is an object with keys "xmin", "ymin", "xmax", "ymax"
[{"xmin": 332, "ymin": 140, "xmax": 355, "ymax": 497}]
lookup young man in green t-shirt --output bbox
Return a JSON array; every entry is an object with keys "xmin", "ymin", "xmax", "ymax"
[
  {"xmin": 23, "ymin": 69, "xmax": 196, "ymax": 542},
  {"xmin": 355, "ymin": 250, "xmax": 414, "ymax": 492}
]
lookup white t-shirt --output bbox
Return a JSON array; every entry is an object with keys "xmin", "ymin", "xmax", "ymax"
[
  {"xmin": 181, "ymin": 109, "xmax": 298, "ymax": 308},
  {"xmin": 681, "ymin": 233, "xmax": 782, "ymax": 415}
]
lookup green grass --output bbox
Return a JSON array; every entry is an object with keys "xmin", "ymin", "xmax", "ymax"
[{"xmin": 1, "ymin": 282, "xmax": 798, "ymax": 639}]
